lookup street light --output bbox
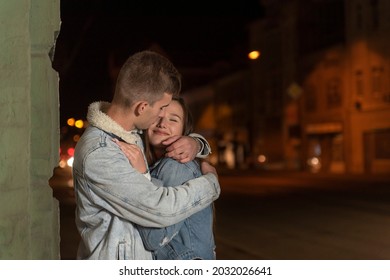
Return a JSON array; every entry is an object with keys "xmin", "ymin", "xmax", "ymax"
[{"xmin": 248, "ymin": 50, "xmax": 260, "ymax": 60}]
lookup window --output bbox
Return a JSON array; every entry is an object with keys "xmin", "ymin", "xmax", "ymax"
[
  {"xmin": 355, "ymin": 70, "xmax": 364, "ymax": 97},
  {"xmin": 375, "ymin": 129, "xmax": 390, "ymax": 159},
  {"xmin": 371, "ymin": 66, "xmax": 384, "ymax": 97},
  {"xmin": 326, "ymin": 78, "xmax": 342, "ymax": 108}
]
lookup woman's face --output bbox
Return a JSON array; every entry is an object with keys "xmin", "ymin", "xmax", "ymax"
[{"xmin": 147, "ymin": 100, "xmax": 184, "ymax": 148}]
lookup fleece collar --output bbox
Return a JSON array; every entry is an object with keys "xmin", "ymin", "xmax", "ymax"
[{"xmin": 87, "ymin": 101, "xmax": 141, "ymax": 144}]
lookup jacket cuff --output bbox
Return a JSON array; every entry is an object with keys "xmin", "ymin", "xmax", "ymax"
[{"xmin": 189, "ymin": 133, "xmax": 211, "ymax": 158}]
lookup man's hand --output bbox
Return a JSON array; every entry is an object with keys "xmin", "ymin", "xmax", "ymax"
[
  {"xmin": 200, "ymin": 160, "xmax": 218, "ymax": 178},
  {"xmin": 163, "ymin": 135, "xmax": 200, "ymax": 163}
]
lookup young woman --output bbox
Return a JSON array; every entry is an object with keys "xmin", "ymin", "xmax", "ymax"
[{"xmin": 115, "ymin": 97, "xmax": 216, "ymax": 259}]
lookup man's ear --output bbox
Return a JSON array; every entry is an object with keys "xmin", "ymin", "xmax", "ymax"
[{"xmin": 134, "ymin": 101, "xmax": 148, "ymax": 116}]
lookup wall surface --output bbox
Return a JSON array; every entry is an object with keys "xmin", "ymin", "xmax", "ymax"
[{"xmin": 0, "ymin": 0, "xmax": 61, "ymax": 259}]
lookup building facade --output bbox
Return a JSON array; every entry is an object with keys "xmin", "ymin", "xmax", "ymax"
[
  {"xmin": 344, "ymin": 0, "xmax": 390, "ymax": 173},
  {"xmin": 248, "ymin": 0, "xmax": 390, "ymax": 174}
]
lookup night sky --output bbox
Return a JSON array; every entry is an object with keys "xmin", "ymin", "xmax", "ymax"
[{"xmin": 53, "ymin": 0, "xmax": 264, "ymax": 125}]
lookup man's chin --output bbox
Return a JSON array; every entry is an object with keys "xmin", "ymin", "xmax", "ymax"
[{"xmin": 135, "ymin": 124, "xmax": 148, "ymax": 131}]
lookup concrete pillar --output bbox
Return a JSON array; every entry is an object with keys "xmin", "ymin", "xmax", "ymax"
[{"xmin": 0, "ymin": 0, "xmax": 61, "ymax": 259}]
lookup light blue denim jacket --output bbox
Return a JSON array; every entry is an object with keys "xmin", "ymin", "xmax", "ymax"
[
  {"xmin": 73, "ymin": 102, "xmax": 220, "ymax": 260},
  {"xmin": 137, "ymin": 158, "xmax": 216, "ymax": 260}
]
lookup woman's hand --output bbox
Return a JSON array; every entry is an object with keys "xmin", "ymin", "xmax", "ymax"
[{"xmin": 112, "ymin": 138, "xmax": 147, "ymax": 174}]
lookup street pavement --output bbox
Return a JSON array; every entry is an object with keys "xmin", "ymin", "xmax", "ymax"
[{"xmin": 50, "ymin": 168, "xmax": 390, "ymax": 260}]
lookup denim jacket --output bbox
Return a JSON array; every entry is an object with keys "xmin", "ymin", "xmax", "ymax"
[
  {"xmin": 137, "ymin": 158, "xmax": 216, "ymax": 260},
  {"xmin": 73, "ymin": 102, "xmax": 220, "ymax": 259}
]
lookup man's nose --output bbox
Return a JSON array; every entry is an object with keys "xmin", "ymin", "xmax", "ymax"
[{"xmin": 158, "ymin": 108, "xmax": 166, "ymax": 118}]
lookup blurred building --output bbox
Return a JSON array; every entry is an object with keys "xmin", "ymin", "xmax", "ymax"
[
  {"xmin": 250, "ymin": 0, "xmax": 347, "ymax": 173},
  {"xmin": 184, "ymin": 70, "xmax": 252, "ymax": 169},
  {"xmin": 187, "ymin": 0, "xmax": 390, "ymax": 174}
]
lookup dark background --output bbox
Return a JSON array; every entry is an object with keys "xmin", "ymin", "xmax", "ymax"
[{"xmin": 53, "ymin": 0, "xmax": 265, "ymax": 126}]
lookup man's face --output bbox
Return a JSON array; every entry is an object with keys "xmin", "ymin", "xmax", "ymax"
[{"xmin": 138, "ymin": 93, "xmax": 172, "ymax": 130}]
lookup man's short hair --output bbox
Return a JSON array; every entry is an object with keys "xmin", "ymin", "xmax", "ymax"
[{"xmin": 113, "ymin": 50, "xmax": 181, "ymax": 107}]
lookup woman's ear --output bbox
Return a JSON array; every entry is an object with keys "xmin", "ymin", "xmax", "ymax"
[{"xmin": 134, "ymin": 101, "xmax": 148, "ymax": 116}]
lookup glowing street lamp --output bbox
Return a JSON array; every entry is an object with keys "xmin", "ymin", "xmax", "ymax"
[
  {"xmin": 67, "ymin": 117, "xmax": 75, "ymax": 126},
  {"xmin": 248, "ymin": 50, "xmax": 260, "ymax": 60},
  {"xmin": 75, "ymin": 119, "xmax": 84, "ymax": 129}
]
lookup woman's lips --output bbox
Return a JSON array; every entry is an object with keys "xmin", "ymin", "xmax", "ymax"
[{"xmin": 153, "ymin": 129, "xmax": 169, "ymax": 136}]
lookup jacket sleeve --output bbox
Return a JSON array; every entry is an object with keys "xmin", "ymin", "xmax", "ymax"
[
  {"xmin": 189, "ymin": 133, "xmax": 211, "ymax": 158},
  {"xmin": 77, "ymin": 141, "xmax": 220, "ymax": 228},
  {"xmin": 136, "ymin": 160, "xmax": 200, "ymax": 250}
]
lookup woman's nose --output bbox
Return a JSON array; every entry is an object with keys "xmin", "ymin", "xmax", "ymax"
[{"xmin": 156, "ymin": 118, "xmax": 166, "ymax": 128}]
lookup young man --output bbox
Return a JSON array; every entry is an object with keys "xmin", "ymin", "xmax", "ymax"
[{"xmin": 72, "ymin": 50, "xmax": 220, "ymax": 260}]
